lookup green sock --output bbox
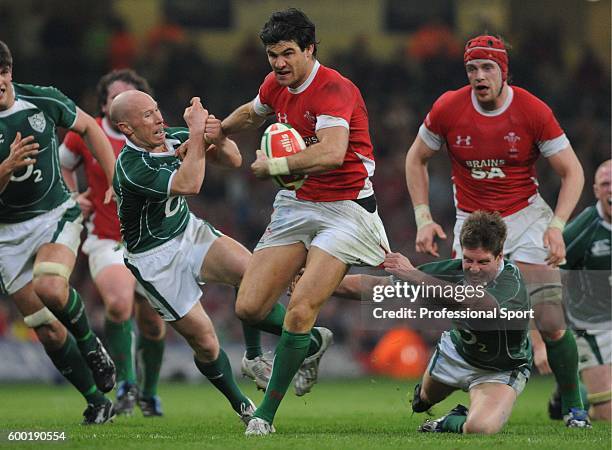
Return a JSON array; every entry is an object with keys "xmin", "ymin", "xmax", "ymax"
[
  {"xmin": 194, "ymin": 348, "xmax": 250, "ymax": 414},
  {"xmin": 105, "ymin": 318, "xmax": 135, "ymax": 383},
  {"xmin": 545, "ymin": 330, "xmax": 583, "ymax": 413},
  {"xmin": 137, "ymin": 335, "xmax": 164, "ymax": 398},
  {"xmin": 254, "ymin": 303, "xmax": 286, "ymax": 336},
  {"xmin": 441, "ymin": 414, "xmax": 467, "ymax": 433},
  {"xmin": 254, "ymin": 329, "xmax": 310, "ymax": 423},
  {"xmin": 54, "ymin": 288, "xmax": 97, "ymax": 355},
  {"xmin": 46, "ymin": 333, "xmax": 106, "ymax": 405},
  {"xmin": 242, "ymin": 322, "xmax": 262, "ymax": 360},
  {"xmin": 307, "ymin": 327, "xmax": 322, "ymax": 357}
]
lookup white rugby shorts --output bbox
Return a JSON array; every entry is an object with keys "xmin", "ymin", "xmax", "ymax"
[
  {"xmin": 452, "ymin": 194, "xmax": 554, "ymax": 264},
  {"xmin": 81, "ymin": 233, "xmax": 148, "ymax": 298},
  {"xmin": 124, "ymin": 214, "xmax": 222, "ymax": 321},
  {"xmin": 0, "ymin": 199, "xmax": 83, "ymax": 295},
  {"xmin": 427, "ymin": 332, "xmax": 530, "ymax": 395},
  {"xmin": 255, "ymin": 190, "xmax": 390, "ymax": 266}
]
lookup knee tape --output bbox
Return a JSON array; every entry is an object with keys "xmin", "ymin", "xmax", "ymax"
[
  {"xmin": 529, "ymin": 284, "xmax": 563, "ymax": 306},
  {"xmin": 32, "ymin": 262, "xmax": 71, "ymax": 281},
  {"xmin": 23, "ymin": 307, "xmax": 58, "ymax": 328},
  {"xmin": 588, "ymin": 390, "xmax": 612, "ymax": 406}
]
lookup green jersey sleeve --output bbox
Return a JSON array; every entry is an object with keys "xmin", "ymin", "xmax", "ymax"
[
  {"xmin": 485, "ymin": 262, "xmax": 527, "ymax": 311},
  {"xmin": 562, "ymin": 206, "xmax": 599, "ymax": 269}
]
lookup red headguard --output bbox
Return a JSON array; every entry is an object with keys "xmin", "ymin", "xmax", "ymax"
[{"xmin": 464, "ymin": 35, "xmax": 508, "ymax": 82}]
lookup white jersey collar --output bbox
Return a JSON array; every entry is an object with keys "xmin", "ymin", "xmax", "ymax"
[
  {"xmin": 125, "ymin": 136, "xmax": 178, "ymax": 157},
  {"xmin": 101, "ymin": 117, "xmax": 125, "ymax": 141},
  {"xmin": 288, "ymin": 60, "xmax": 320, "ymax": 95},
  {"xmin": 0, "ymin": 94, "xmax": 37, "ymax": 118},
  {"xmin": 471, "ymin": 85, "xmax": 514, "ymax": 117},
  {"xmin": 596, "ymin": 201, "xmax": 612, "ymax": 230}
]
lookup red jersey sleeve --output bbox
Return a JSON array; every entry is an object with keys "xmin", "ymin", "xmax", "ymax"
[
  {"xmin": 59, "ymin": 130, "xmax": 86, "ymax": 169},
  {"xmin": 524, "ymin": 93, "xmax": 569, "ymax": 157},
  {"xmin": 253, "ymin": 72, "xmax": 277, "ymax": 117}
]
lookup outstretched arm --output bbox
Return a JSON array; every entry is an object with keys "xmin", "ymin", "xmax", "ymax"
[
  {"xmin": 405, "ymin": 136, "xmax": 447, "ymax": 256},
  {"xmin": 221, "ymin": 101, "xmax": 267, "ymax": 136},
  {"xmin": 544, "ymin": 146, "xmax": 584, "ymax": 266}
]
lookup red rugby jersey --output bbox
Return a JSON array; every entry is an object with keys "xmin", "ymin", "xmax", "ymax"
[
  {"xmin": 60, "ymin": 117, "xmax": 124, "ymax": 240},
  {"xmin": 254, "ymin": 61, "xmax": 376, "ymax": 202},
  {"xmin": 419, "ymin": 85, "xmax": 569, "ymax": 216}
]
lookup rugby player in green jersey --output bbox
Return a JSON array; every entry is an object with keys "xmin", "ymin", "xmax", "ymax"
[
  {"xmin": 336, "ymin": 211, "xmax": 539, "ymax": 434},
  {"xmin": 110, "ymin": 90, "xmax": 299, "ymax": 426},
  {"xmin": 549, "ymin": 160, "xmax": 611, "ymax": 422},
  {"xmin": 0, "ymin": 41, "xmax": 117, "ymax": 424}
]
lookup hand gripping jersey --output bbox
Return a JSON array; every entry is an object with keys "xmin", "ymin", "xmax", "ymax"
[
  {"xmin": 253, "ymin": 61, "xmax": 376, "ymax": 202},
  {"xmin": 60, "ymin": 117, "xmax": 124, "ymax": 241},
  {"xmin": 419, "ymin": 258, "xmax": 532, "ymax": 371},
  {"xmin": 419, "ymin": 85, "xmax": 570, "ymax": 216},
  {"xmin": 0, "ymin": 83, "xmax": 77, "ymax": 223},
  {"xmin": 562, "ymin": 203, "xmax": 611, "ymax": 327},
  {"xmin": 113, "ymin": 128, "xmax": 190, "ymax": 253}
]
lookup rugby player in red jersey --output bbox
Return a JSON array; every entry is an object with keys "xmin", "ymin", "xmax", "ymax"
[
  {"xmin": 405, "ymin": 35, "xmax": 589, "ymax": 428},
  {"xmin": 221, "ymin": 8, "xmax": 389, "ymax": 435}
]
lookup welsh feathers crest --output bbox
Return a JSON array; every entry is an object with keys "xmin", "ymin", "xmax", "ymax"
[{"xmin": 28, "ymin": 112, "xmax": 46, "ymax": 133}]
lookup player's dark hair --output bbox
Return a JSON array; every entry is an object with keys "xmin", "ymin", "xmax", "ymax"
[
  {"xmin": 96, "ymin": 69, "xmax": 152, "ymax": 116},
  {"xmin": 0, "ymin": 40, "xmax": 13, "ymax": 70},
  {"xmin": 260, "ymin": 8, "xmax": 318, "ymax": 56},
  {"xmin": 460, "ymin": 211, "xmax": 507, "ymax": 256}
]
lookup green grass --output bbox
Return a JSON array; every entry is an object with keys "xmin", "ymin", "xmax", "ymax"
[{"xmin": 0, "ymin": 377, "xmax": 609, "ymax": 449}]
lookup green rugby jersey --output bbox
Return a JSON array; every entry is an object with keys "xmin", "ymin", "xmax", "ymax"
[
  {"xmin": 113, "ymin": 127, "xmax": 191, "ymax": 253},
  {"xmin": 0, "ymin": 83, "xmax": 77, "ymax": 222},
  {"xmin": 562, "ymin": 204, "xmax": 611, "ymax": 326},
  {"xmin": 418, "ymin": 258, "xmax": 532, "ymax": 371}
]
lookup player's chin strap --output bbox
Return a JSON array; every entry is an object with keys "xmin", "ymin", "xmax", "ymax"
[
  {"xmin": 588, "ymin": 390, "xmax": 612, "ymax": 406},
  {"xmin": 32, "ymin": 262, "xmax": 72, "ymax": 281},
  {"xmin": 268, "ymin": 157, "xmax": 290, "ymax": 176},
  {"xmin": 23, "ymin": 307, "xmax": 58, "ymax": 328}
]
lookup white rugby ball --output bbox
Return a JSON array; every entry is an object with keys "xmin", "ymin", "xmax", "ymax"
[{"xmin": 260, "ymin": 123, "xmax": 307, "ymax": 190}]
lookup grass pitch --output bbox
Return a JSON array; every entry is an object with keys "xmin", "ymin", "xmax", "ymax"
[{"xmin": 0, "ymin": 376, "xmax": 609, "ymax": 449}]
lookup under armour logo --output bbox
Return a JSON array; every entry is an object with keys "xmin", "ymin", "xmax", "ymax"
[
  {"xmin": 277, "ymin": 113, "xmax": 288, "ymax": 123},
  {"xmin": 456, "ymin": 135, "xmax": 472, "ymax": 146}
]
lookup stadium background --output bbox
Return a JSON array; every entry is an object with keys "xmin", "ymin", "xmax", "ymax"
[{"xmin": 0, "ymin": 0, "xmax": 609, "ymax": 382}]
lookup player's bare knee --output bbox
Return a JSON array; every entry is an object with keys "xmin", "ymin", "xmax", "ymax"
[
  {"xmin": 285, "ymin": 302, "xmax": 316, "ymax": 332},
  {"xmin": 540, "ymin": 328, "xmax": 565, "ymax": 341},
  {"xmin": 188, "ymin": 331, "xmax": 219, "ymax": 361},
  {"xmin": 140, "ymin": 321, "xmax": 166, "ymax": 340},
  {"xmin": 34, "ymin": 322, "xmax": 67, "ymax": 351},
  {"xmin": 463, "ymin": 417, "xmax": 502, "ymax": 435},
  {"xmin": 105, "ymin": 295, "xmax": 132, "ymax": 322},
  {"xmin": 32, "ymin": 276, "xmax": 68, "ymax": 309},
  {"xmin": 235, "ymin": 301, "xmax": 265, "ymax": 323},
  {"xmin": 592, "ymin": 403, "xmax": 611, "ymax": 421}
]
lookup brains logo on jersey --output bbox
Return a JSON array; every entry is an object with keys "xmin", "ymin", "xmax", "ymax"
[
  {"xmin": 27, "ymin": 112, "xmax": 46, "ymax": 133},
  {"xmin": 261, "ymin": 123, "xmax": 307, "ymax": 190}
]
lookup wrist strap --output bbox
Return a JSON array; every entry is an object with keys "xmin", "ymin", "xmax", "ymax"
[
  {"xmin": 548, "ymin": 216, "xmax": 566, "ymax": 232},
  {"xmin": 414, "ymin": 204, "xmax": 434, "ymax": 230},
  {"xmin": 268, "ymin": 157, "xmax": 290, "ymax": 176}
]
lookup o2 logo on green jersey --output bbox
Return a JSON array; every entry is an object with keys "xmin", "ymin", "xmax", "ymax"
[{"xmin": 10, "ymin": 163, "xmax": 42, "ymax": 183}]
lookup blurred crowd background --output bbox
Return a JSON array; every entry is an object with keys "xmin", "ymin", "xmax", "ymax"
[{"xmin": 0, "ymin": 0, "xmax": 609, "ymax": 379}]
